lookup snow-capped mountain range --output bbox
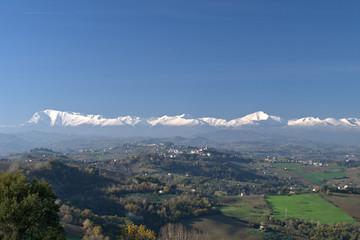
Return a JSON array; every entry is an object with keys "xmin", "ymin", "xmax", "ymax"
[{"xmin": 20, "ymin": 109, "xmax": 360, "ymax": 128}]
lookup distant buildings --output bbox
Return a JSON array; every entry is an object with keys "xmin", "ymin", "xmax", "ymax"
[{"xmin": 189, "ymin": 147, "xmax": 211, "ymax": 157}]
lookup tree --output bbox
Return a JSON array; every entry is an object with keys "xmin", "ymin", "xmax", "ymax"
[
  {"xmin": 0, "ymin": 171, "xmax": 65, "ymax": 240},
  {"xmin": 121, "ymin": 224, "xmax": 156, "ymax": 240},
  {"xmin": 82, "ymin": 219, "xmax": 110, "ymax": 240},
  {"xmin": 158, "ymin": 223, "xmax": 209, "ymax": 240}
]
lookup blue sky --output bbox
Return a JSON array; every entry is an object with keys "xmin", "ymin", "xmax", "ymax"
[{"xmin": 1, "ymin": 0, "xmax": 359, "ymax": 124}]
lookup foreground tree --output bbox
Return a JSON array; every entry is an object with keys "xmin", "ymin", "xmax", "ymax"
[{"xmin": 0, "ymin": 171, "xmax": 65, "ymax": 240}]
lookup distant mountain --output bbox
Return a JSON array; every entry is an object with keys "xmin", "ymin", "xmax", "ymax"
[
  {"xmin": 0, "ymin": 110, "xmax": 359, "ymax": 155},
  {"xmin": 27, "ymin": 110, "xmax": 141, "ymax": 127},
  {"xmin": 16, "ymin": 109, "xmax": 360, "ymax": 129},
  {"xmin": 0, "ymin": 133, "xmax": 32, "ymax": 154},
  {"xmin": 24, "ymin": 109, "xmax": 284, "ymax": 128},
  {"xmin": 288, "ymin": 117, "xmax": 360, "ymax": 127}
]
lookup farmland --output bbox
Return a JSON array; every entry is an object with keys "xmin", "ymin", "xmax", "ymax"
[
  {"xmin": 1, "ymin": 144, "xmax": 359, "ymax": 239},
  {"xmin": 274, "ymin": 163, "xmax": 347, "ymax": 185},
  {"xmin": 181, "ymin": 214, "xmax": 261, "ymax": 240},
  {"xmin": 321, "ymin": 193, "xmax": 360, "ymax": 222},
  {"xmin": 217, "ymin": 195, "xmax": 269, "ymax": 224},
  {"xmin": 266, "ymin": 194, "xmax": 356, "ymax": 224}
]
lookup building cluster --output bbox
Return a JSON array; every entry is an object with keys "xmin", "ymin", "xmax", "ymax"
[
  {"xmin": 189, "ymin": 147, "xmax": 211, "ymax": 157},
  {"xmin": 166, "ymin": 148, "xmax": 183, "ymax": 158},
  {"xmin": 264, "ymin": 157, "xmax": 328, "ymax": 167}
]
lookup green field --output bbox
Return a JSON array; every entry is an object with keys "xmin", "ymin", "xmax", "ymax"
[
  {"xmin": 274, "ymin": 163, "xmax": 346, "ymax": 185},
  {"xmin": 300, "ymin": 171, "xmax": 346, "ymax": 185},
  {"xmin": 218, "ymin": 195, "xmax": 269, "ymax": 224},
  {"xmin": 266, "ymin": 194, "xmax": 356, "ymax": 224}
]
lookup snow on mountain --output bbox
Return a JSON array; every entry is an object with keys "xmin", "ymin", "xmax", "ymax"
[
  {"xmin": 199, "ymin": 117, "xmax": 228, "ymax": 127},
  {"xmin": 147, "ymin": 111, "xmax": 284, "ymax": 127},
  {"xmin": 227, "ymin": 111, "xmax": 282, "ymax": 127},
  {"xmin": 28, "ymin": 112, "xmax": 41, "ymax": 124},
  {"xmin": 27, "ymin": 110, "xmax": 141, "ymax": 127},
  {"xmin": 147, "ymin": 114, "xmax": 201, "ymax": 127},
  {"xmin": 23, "ymin": 110, "xmax": 359, "ymax": 129},
  {"xmin": 288, "ymin": 117, "xmax": 360, "ymax": 127},
  {"xmin": 288, "ymin": 117, "xmax": 324, "ymax": 127},
  {"xmin": 340, "ymin": 118, "xmax": 360, "ymax": 127}
]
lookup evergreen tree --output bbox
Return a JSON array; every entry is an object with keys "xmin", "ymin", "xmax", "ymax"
[{"xmin": 0, "ymin": 171, "xmax": 65, "ymax": 240}]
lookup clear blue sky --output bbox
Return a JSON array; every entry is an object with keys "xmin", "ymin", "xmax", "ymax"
[{"xmin": 1, "ymin": 0, "xmax": 359, "ymax": 124}]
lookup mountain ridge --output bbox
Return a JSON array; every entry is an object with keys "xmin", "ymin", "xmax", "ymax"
[{"xmin": 19, "ymin": 109, "xmax": 359, "ymax": 129}]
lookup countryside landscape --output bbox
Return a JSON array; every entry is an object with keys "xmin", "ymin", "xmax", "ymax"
[
  {"xmin": 1, "ymin": 0, "xmax": 359, "ymax": 239},
  {"xmin": 0, "ymin": 129, "xmax": 359, "ymax": 239}
]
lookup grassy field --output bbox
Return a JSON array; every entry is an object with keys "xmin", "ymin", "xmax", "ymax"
[
  {"xmin": 299, "ymin": 171, "xmax": 346, "ymax": 185},
  {"xmin": 218, "ymin": 195, "xmax": 269, "ymax": 224},
  {"xmin": 266, "ymin": 194, "xmax": 356, "ymax": 224},
  {"xmin": 181, "ymin": 214, "xmax": 261, "ymax": 240},
  {"xmin": 274, "ymin": 163, "xmax": 346, "ymax": 185}
]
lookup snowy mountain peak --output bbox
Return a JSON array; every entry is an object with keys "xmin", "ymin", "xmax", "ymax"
[
  {"xmin": 288, "ymin": 117, "xmax": 360, "ymax": 127},
  {"xmin": 242, "ymin": 111, "xmax": 282, "ymax": 123},
  {"xmin": 23, "ymin": 110, "xmax": 359, "ymax": 129},
  {"xmin": 27, "ymin": 109, "xmax": 141, "ymax": 127},
  {"xmin": 244, "ymin": 111, "xmax": 269, "ymax": 120},
  {"xmin": 226, "ymin": 111, "xmax": 282, "ymax": 127},
  {"xmin": 147, "ymin": 114, "xmax": 200, "ymax": 127}
]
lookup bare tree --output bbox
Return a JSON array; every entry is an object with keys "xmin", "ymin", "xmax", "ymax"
[{"xmin": 158, "ymin": 223, "xmax": 210, "ymax": 240}]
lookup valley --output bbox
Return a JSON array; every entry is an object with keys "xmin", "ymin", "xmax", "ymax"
[{"xmin": 0, "ymin": 138, "xmax": 359, "ymax": 239}]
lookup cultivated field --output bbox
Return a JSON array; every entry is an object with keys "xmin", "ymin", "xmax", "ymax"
[
  {"xmin": 266, "ymin": 194, "xmax": 356, "ymax": 224},
  {"xmin": 181, "ymin": 214, "xmax": 261, "ymax": 240},
  {"xmin": 321, "ymin": 193, "xmax": 360, "ymax": 222},
  {"xmin": 218, "ymin": 195, "xmax": 269, "ymax": 224},
  {"xmin": 327, "ymin": 166, "xmax": 360, "ymax": 188},
  {"xmin": 274, "ymin": 163, "xmax": 346, "ymax": 185}
]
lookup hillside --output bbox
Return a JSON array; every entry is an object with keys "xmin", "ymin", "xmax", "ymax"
[{"xmin": 0, "ymin": 142, "xmax": 359, "ymax": 239}]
